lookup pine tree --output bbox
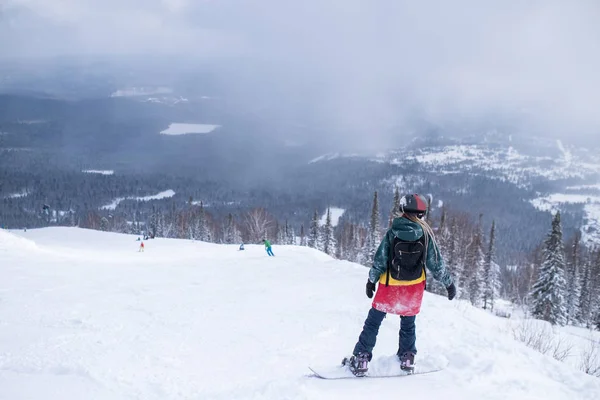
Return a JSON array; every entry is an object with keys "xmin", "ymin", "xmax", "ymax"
[
  {"xmin": 576, "ymin": 257, "xmax": 591, "ymax": 324},
  {"xmin": 322, "ymin": 208, "xmax": 337, "ymax": 257},
  {"xmin": 465, "ymin": 214, "xmax": 485, "ymax": 306},
  {"xmin": 338, "ymin": 222, "xmax": 353, "ymax": 260},
  {"xmin": 592, "ymin": 252, "xmax": 600, "ymax": 330},
  {"xmin": 482, "ymin": 220, "xmax": 500, "ymax": 311},
  {"xmin": 444, "ymin": 217, "xmax": 462, "ymax": 295},
  {"xmin": 308, "ymin": 210, "xmax": 320, "ymax": 249},
  {"xmin": 362, "ymin": 191, "xmax": 382, "ymax": 266},
  {"xmin": 565, "ymin": 231, "xmax": 582, "ymax": 324},
  {"xmin": 530, "ymin": 211, "xmax": 568, "ymax": 326},
  {"xmin": 300, "ymin": 224, "xmax": 307, "ymax": 246},
  {"xmin": 100, "ymin": 217, "xmax": 109, "ymax": 232},
  {"xmin": 276, "ymin": 221, "xmax": 285, "ymax": 244},
  {"xmin": 389, "ymin": 186, "xmax": 401, "ymax": 228},
  {"xmin": 149, "ymin": 208, "xmax": 159, "ymax": 238},
  {"xmin": 583, "ymin": 250, "xmax": 600, "ymax": 329},
  {"xmin": 284, "ymin": 220, "xmax": 295, "ymax": 245},
  {"xmin": 194, "ymin": 202, "xmax": 210, "ymax": 242},
  {"xmin": 424, "ymin": 194, "xmax": 433, "ymax": 225},
  {"xmin": 224, "ymin": 213, "xmax": 242, "ymax": 244},
  {"xmin": 438, "ymin": 207, "xmax": 448, "ymax": 243}
]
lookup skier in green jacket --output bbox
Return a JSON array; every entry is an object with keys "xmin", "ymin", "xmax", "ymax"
[{"xmin": 262, "ymin": 239, "xmax": 275, "ymax": 256}]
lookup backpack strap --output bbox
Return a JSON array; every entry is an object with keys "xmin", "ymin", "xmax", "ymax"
[{"xmin": 385, "ymin": 234, "xmax": 396, "ymax": 287}]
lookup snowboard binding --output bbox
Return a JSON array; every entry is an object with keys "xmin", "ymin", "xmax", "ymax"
[
  {"xmin": 342, "ymin": 353, "xmax": 370, "ymax": 377},
  {"xmin": 399, "ymin": 352, "xmax": 415, "ymax": 374}
]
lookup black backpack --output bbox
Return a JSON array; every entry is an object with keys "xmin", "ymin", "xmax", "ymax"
[{"xmin": 385, "ymin": 235, "xmax": 426, "ymax": 286}]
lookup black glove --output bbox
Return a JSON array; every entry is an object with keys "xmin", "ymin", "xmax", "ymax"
[
  {"xmin": 366, "ymin": 280, "xmax": 376, "ymax": 299},
  {"xmin": 446, "ymin": 283, "xmax": 456, "ymax": 301}
]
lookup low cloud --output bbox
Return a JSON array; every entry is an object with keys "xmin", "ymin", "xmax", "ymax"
[{"xmin": 2, "ymin": 0, "xmax": 599, "ymax": 148}]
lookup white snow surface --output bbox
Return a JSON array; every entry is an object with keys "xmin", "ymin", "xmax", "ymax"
[
  {"xmin": 110, "ymin": 87, "xmax": 173, "ymax": 97},
  {"xmin": 385, "ymin": 144, "xmax": 600, "ymax": 189},
  {"xmin": 567, "ymin": 184, "xmax": 600, "ymax": 191},
  {"xmin": 101, "ymin": 190, "xmax": 175, "ymax": 210},
  {"xmin": 530, "ymin": 193, "xmax": 600, "ymax": 244},
  {"xmin": 1, "ymin": 228, "xmax": 600, "ymax": 400},
  {"xmin": 557, "ymin": 140, "xmax": 573, "ymax": 164},
  {"xmin": 160, "ymin": 123, "xmax": 220, "ymax": 135},
  {"xmin": 82, "ymin": 170, "xmax": 114, "ymax": 176},
  {"xmin": 319, "ymin": 208, "xmax": 345, "ymax": 227},
  {"xmin": 3, "ymin": 190, "xmax": 29, "ymax": 199}
]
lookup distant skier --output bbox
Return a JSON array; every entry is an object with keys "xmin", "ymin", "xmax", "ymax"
[
  {"xmin": 239, "ymin": 243, "xmax": 245, "ymax": 251},
  {"xmin": 344, "ymin": 194, "xmax": 456, "ymax": 376},
  {"xmin": 262, "ymin": 239, "xmax": 274, "ymax": 256},
  {"xmin": 139, "ymin": 241, "xmax": 145, "ymax": 252}
]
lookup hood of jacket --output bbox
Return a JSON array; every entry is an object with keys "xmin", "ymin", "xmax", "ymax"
[{"xmin": 390, "ymin": 217, "xmax": 424, "ymax": 241}]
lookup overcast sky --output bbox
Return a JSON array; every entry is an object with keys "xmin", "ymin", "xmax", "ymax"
[{"xmin": 2, "ymin": 0, "xmax": 600, "ymax": 147}]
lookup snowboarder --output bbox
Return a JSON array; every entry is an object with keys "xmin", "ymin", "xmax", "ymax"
[
  {"xmin": 139, "ymin": 241, "xmax": 145, "ymax": 252},
  {"xmin": 262, "ymin": 239, "xmax": 274, "ymax": 256},
  {"xmin": 345, "ymin": 193, "xmax": 456, "ymax": 377},
  {"xmin": 239, "ymin": 243, "xmax": 245, "ymax": 251}
]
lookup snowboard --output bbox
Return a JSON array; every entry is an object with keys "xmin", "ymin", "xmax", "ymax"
[{"xmin": 308, "ymin": 366, "xmax": 443, "ymax": 380}]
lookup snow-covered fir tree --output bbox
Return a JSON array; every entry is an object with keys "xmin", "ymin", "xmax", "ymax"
[
  {"xmin": 308, "ymin": 210, "xmax": 321, "ymax": 249},
  {"xmin": 530, "ymin": 211, "xmax": 567, "ymax": 326},
  {"xmin": 361, "ymin": 191, "xmax": 382, "ymax": 266},
  {"xmin": 482, "ymin": 220, "xmax": 500, "ymax": 311},
  {"xmin": 347, "ymin": 223, "xmax": 360, "ymax": 263},
  {"xmin": 224, "ymin": 213, "xmax": 242, "ymax": 244},
  {"xmin": 194, "ymin": 202, "xmax": 211, "ymax": 242},
  {"xmin": 100, "ymin": 217, "xmax": 109, "ymax": 232},
  {"xmin": 338, "ymin": 222, "xmax": 355, "ymax": 261},
  {"xmin": 439, "ymin": 217, "xmax": 460, "ymax": 295},
  {"xmin": 322, "ymin": 207, "xmax": 337, "ymax": 257},
  {"xmin": 438, "ymin": 207, "xmax": 448, "ymax": 243},
  {"xmin": 148, "ymin": 209, "xmax": 159, "ymax": 238},
  {"xmin": 576, "ymin": 257, "xmax": 591, "ymax": 324},
  {"xmin": 565, "ymin": 231, "xmax": 582, "ymax": 324},
  {"xmin": 285, "ymin": 220, "xmax": 296, "ymax": 245},
  {"xmin": 464, "ymin": 215, "xmax": 485, "ymax": 306},
  {"xmin": 389, "ymin": 186, "xmax": 401, "ymax": 228},
  {"xmin": 300, "ymin": 224, "xmax": 307, "ymax": 246},
  {"xmin": 276, "ymin": 221, "xmax": 285, "ymax": 244},
  {"xmin": 581, "ymin": 250, "xmax": 600, "ymax": 329}
]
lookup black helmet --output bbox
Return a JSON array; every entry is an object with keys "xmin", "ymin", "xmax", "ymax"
[{"xmin": 400, "ymin": 194, "xmax": 429, "ymax": 214}]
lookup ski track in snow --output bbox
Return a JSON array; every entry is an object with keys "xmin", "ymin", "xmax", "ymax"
[{"xmin": 1, "ymin": 228, "xmax": 599, "ymax": 400}]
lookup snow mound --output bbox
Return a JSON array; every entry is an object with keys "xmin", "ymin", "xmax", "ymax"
[
  {"xmin": 1, "ymin": 228, "xmax": 599, "ymax": 400},
  {"xmin": 0, "ymin": 229, "xmax": 37, "ymax": 252}
]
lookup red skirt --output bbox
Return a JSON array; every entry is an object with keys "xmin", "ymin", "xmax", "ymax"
[{"xmin": 372, "ymin": 281, "xmax": 426, "ymax": 316}]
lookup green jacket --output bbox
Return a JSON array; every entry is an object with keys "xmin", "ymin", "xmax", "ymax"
[
  {"xmin": 368, "ymin": 217, "xmax": 453, "ymax": 287},
  {"xmin": 263, "ymin": 240, "xmax": 271, "ymax": 248}
]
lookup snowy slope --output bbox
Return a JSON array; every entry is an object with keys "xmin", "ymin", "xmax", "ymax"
[{"xmin": 1, "ymin": 228, "xmax": 599, "ymax": 400}]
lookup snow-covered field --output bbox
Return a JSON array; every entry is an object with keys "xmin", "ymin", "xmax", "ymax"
[
  {"xmin": 111, "ymin": 87, "xmax": 173, "ymax": 97},
  {"xmin": 530, "ymin": 193, "xmax": 600, "ymax": 244},
  {"xmin": 101, "ymin": 190, "xmax": 176, "ymax": 210},
  {"xmin": 160, "ymin": 123, "xmax": 220, "ymax": 135},
  {"xmin": 3, "ymin": 191, "xmax": 29, "ymax": 199},
  {"xmin": 1, "ymin": 228, "xmax": 599, "ymax": 400},
  {"xmin": 82, "ymin": 170, "xmax": 114, "ymax": 176}
]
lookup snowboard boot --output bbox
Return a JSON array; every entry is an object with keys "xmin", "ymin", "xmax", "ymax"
[
  {"xmin": 342, "ymin": 352, "xmax": 370, "ymax": 377},
  {"xmin": 399, "ymin": 352, "xmax": 415, "ymax": 373}
]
